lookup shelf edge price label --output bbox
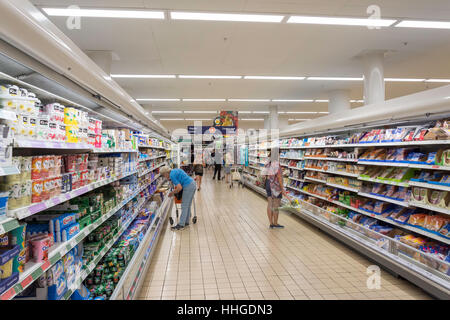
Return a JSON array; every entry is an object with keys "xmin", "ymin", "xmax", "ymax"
[
  {"xmin": 1, "ymin": 286, "xmax": 16, "ymax": 300},
  {"xmin": 41, "ymin": 260, "xmax": 51, "ymax": 271},
  {"xmin": 21, "ymin": 274, "xmax": 34, "ymax": 288}
]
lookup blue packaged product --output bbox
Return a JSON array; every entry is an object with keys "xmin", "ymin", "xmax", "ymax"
[
  {"xmin": 410, "ymin": 170, "xmax": 432, "ymax": 182},
  {"xmin": 406, "ymin": 152, "xmax": 427, "ymax": 164},
  {"xmin": 439, "ymin": 222, "xmax": 450, "ymax": 238},
  {"xmin": 47, "ymin": 273, "xmax": 67, "ymax": 300},
  {"xmin": 0, "ymin": 272, "xmax": 19, "ymax": 296},
  {"xmin": 52, "ymin": 213, "xmax": 77, "ymax": 232},
  {"xmin": 71, "ymin": 284, "xmax": 90, "ymax": 300},
  {"xmin": 426, "ymin": 152, "xmax": 437, "ymax": 165},
  {"xmin": 47, "ymin": 261, "xmax": 64, "ymax": 285},
  {"xmin": 61, "ymin": 223, "xmax": 80, "ymax": 242}
]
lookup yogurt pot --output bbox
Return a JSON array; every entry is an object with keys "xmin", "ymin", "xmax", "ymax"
[{"xmin": 30, "ymin": 235, "xmax": 50, "ymax": 263}]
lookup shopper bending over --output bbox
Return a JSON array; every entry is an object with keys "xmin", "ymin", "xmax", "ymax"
[
  {"xmin": 263, "ymin": 148, "xmax": 291, "ymax": 229},
  {"xmin": 160, "ymin": 166, "xmax": 196, "ymax": 231}
]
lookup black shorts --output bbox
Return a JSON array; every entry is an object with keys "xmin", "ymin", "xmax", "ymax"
[
  {"xmin": 265, "ymin": 180, "xmax": 282, "ymax": 199},
  {"xmin": 195, "ymin": 172, "xmax": 203, "ymax": 177}
]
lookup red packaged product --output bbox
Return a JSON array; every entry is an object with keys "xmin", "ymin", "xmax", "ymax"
[
  {"xmin": 95, "ymin": 135, "xmax": 102, "ymax": 148},
  {"xmin": 41, "ymin": 156, "xmax": 51, "ymax": 179},
  {"xmin": 31, "ymin": 180, "xmax": 43, "ymax": 203},
  {"xmin": 31, "ymin": 156, "xmax": 43, "ymax": 180},
  {"xmin": 41, "ymin": 178, "xmax": 52, "ymax": 201},
  {"xmin": 65, "ymin": 155, "xmax": 77, "ymax": 172},
  {"xmin": 71, "ymin": 172, "xmax": 80, "ymax": 190},
  {"xmin": 414, "ymin": 129, "xmax": 428, "ymax": 141},
  {"xmin": 81, "ymin": 170, "xmax": 89, "ymax": 186},
  {"xmin": 95, "ymin": 120, "xmax": 102, "ymax": 134},
  {"xmin": 53, "ymin": 176, "xmax": 62, "ymax": 196},
  {"xmin": 47, "ymin": 155, "xmax": 55, "ymax": 178},
  {"xmin": 54, "ymin": 156, "xmax": 62, "ymax": 176}
]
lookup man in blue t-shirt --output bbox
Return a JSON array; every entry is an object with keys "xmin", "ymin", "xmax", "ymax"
[{"xmin": 160, "ymin": 166, "xmax": 196, "ymax": 231}]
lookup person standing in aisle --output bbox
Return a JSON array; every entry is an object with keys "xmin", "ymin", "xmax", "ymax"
[
  {"xmin": 263, "ymin": 148, "xmax": 292, "ymax": 229},
  {"xmin": 194, "ymin": 162, "xmax": 204, "ymax": 191},
  {"xmin": 160, "ymin": 166, "xmax": 196, "ymax": 231},
  {"xmin": 212, "ymin": 149, "xmax": 222, "ymax": 181}
]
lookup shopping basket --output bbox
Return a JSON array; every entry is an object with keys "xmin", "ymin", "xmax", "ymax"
[{"xmin": 230, "ymin": 166, "xmax": 244, "ymax": 188}]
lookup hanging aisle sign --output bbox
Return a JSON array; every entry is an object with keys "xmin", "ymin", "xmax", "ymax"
[
  {"xmin": 187, "ymin": 126, "xmax": 236, "ymax": 135},
  {"xmin": 214, "ymin": 111, "xmax": 238, "ymax": 129}
]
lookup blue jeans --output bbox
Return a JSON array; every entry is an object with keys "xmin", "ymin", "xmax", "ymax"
[{"xmin": 179, "ymin": 181, "xmax": 196, "ymax": 226}]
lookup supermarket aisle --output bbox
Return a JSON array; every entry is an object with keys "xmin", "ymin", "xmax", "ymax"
[{"xmin": 137, "ymin": 174, "xmax": 431, "ymax": 300}]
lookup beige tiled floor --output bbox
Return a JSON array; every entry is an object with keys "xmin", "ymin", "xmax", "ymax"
[{"xmin": 137, "ymin": 172, "xmax": 432, "ymax": 300}]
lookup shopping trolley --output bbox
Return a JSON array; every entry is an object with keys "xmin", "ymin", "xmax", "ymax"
[{"xmin": 168, "ymin": 183, "xmax": 198, "ymax": 226}]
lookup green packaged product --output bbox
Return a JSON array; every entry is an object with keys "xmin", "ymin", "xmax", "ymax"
[
  {"xmin": 90, "ymin": 209, "xmax": 102, "ymax": 222},
  {"xmin": 79, "ymin": 215, "xmax": 91, "ymax": 230},
  {"xmin": 10, "ymin": 224, "xmax": 26, "ymax": 273},
  {"xmin": 94, "ymin": 265, "xmax": 104, "ymax": 277},
  {"xmin": 95, "ymin": 284, "xmax": 105, "ymax": 296}
]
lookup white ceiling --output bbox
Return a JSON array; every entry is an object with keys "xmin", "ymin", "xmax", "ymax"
[{"xmin": 30, "ymin": 0, "xmax": 450, "ymax": 129}]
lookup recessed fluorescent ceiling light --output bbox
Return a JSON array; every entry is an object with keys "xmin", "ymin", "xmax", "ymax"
[
  {"xmin": 385, "ymin": 78, "xmax": 425, "ymax": 82},
  {"xmin": 272, "ymin": 99, "xmax": 314, "ymax": 102},
  {"xmin": 425, "ymin": 79, "xmax": 450, "ymax": 83},
  {"xmin": 244, "ymin": 76, "xmax": 305, "ymax": 80},
  {"xmin": 395, "ymin": 20, "xmax": 450, "ymax": 29},
  {"xmin": 170, "ymin": 12, "xmax": 284, "ymax": 23},
  {"xmin": 318, "ymin": 112, "xmax": 329, "ymax": 114},
  {"xmin": 42, "ymin": 8, "xmax": 165, "ymax": 19},
  {"xmin": 308, "ymin": 77, "xmax": 363, "ymax": 81},
  {"xmin": 238, "ymin": 111, "xmax": 252, "ymax": 114},
  {"xmin": 185, "ymin": 119, "xmax": 212, "ymax": 121},
  {"xmin": 287, "ymin": 15, "xmax": 396, "ymax": 27},
  {"xmin": 286, "ymin": 111, "xmax": 315, "ymax": 114},
  {"xmin": 229, "ymin": 99, "xmax": 271, "ymax": 102},
  {"xmin": 315, "ymin": 100, "xmax": 329, "ymax": 102},
  {"xmin": 252, "ymin": 111, "xmax": 270, "ymax": 114},
  {"xmin": 184, "ymin": 111, "xmax": 218, "ymax": 114},
  {"xmin": 182, "ymin": 99, "xmax": 226, "ymax": 102},
  {"xmin": 288, "ymin": 119, "xmax": 308, "ymax": 121},
  {"xmin": 179, "ymin": 75, "xmax": 242, "ymax": 79},
  {"xmin": 111, "ymin": 74, "xmax": 175, "ymax": 78},
  {"xmin": 152, "ymin": 111, "xmax": 183, "ymax": 114},
  {"xmin": 350, "ymin": 100, "xmax": 364, "ymax": 103},
  {"xmin": 136, "ymin": 98, "xmax": 180, "ymax": 101},
  {"xmin": 159, "ymin": 118, "xmax": 184, "ymax": 120}
]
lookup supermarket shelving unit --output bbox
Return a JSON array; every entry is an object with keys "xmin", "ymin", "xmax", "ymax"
[
  {"xmin": 109, "ymin": 194, "xmax": 172, "ymax": 300},
  {"xmin": 0, "ymin": 49, "xmax": 176, "ymax": 300},
  {"xmin": 243, "ymin": 119, "xmax": 450, "ymax": 299}
]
